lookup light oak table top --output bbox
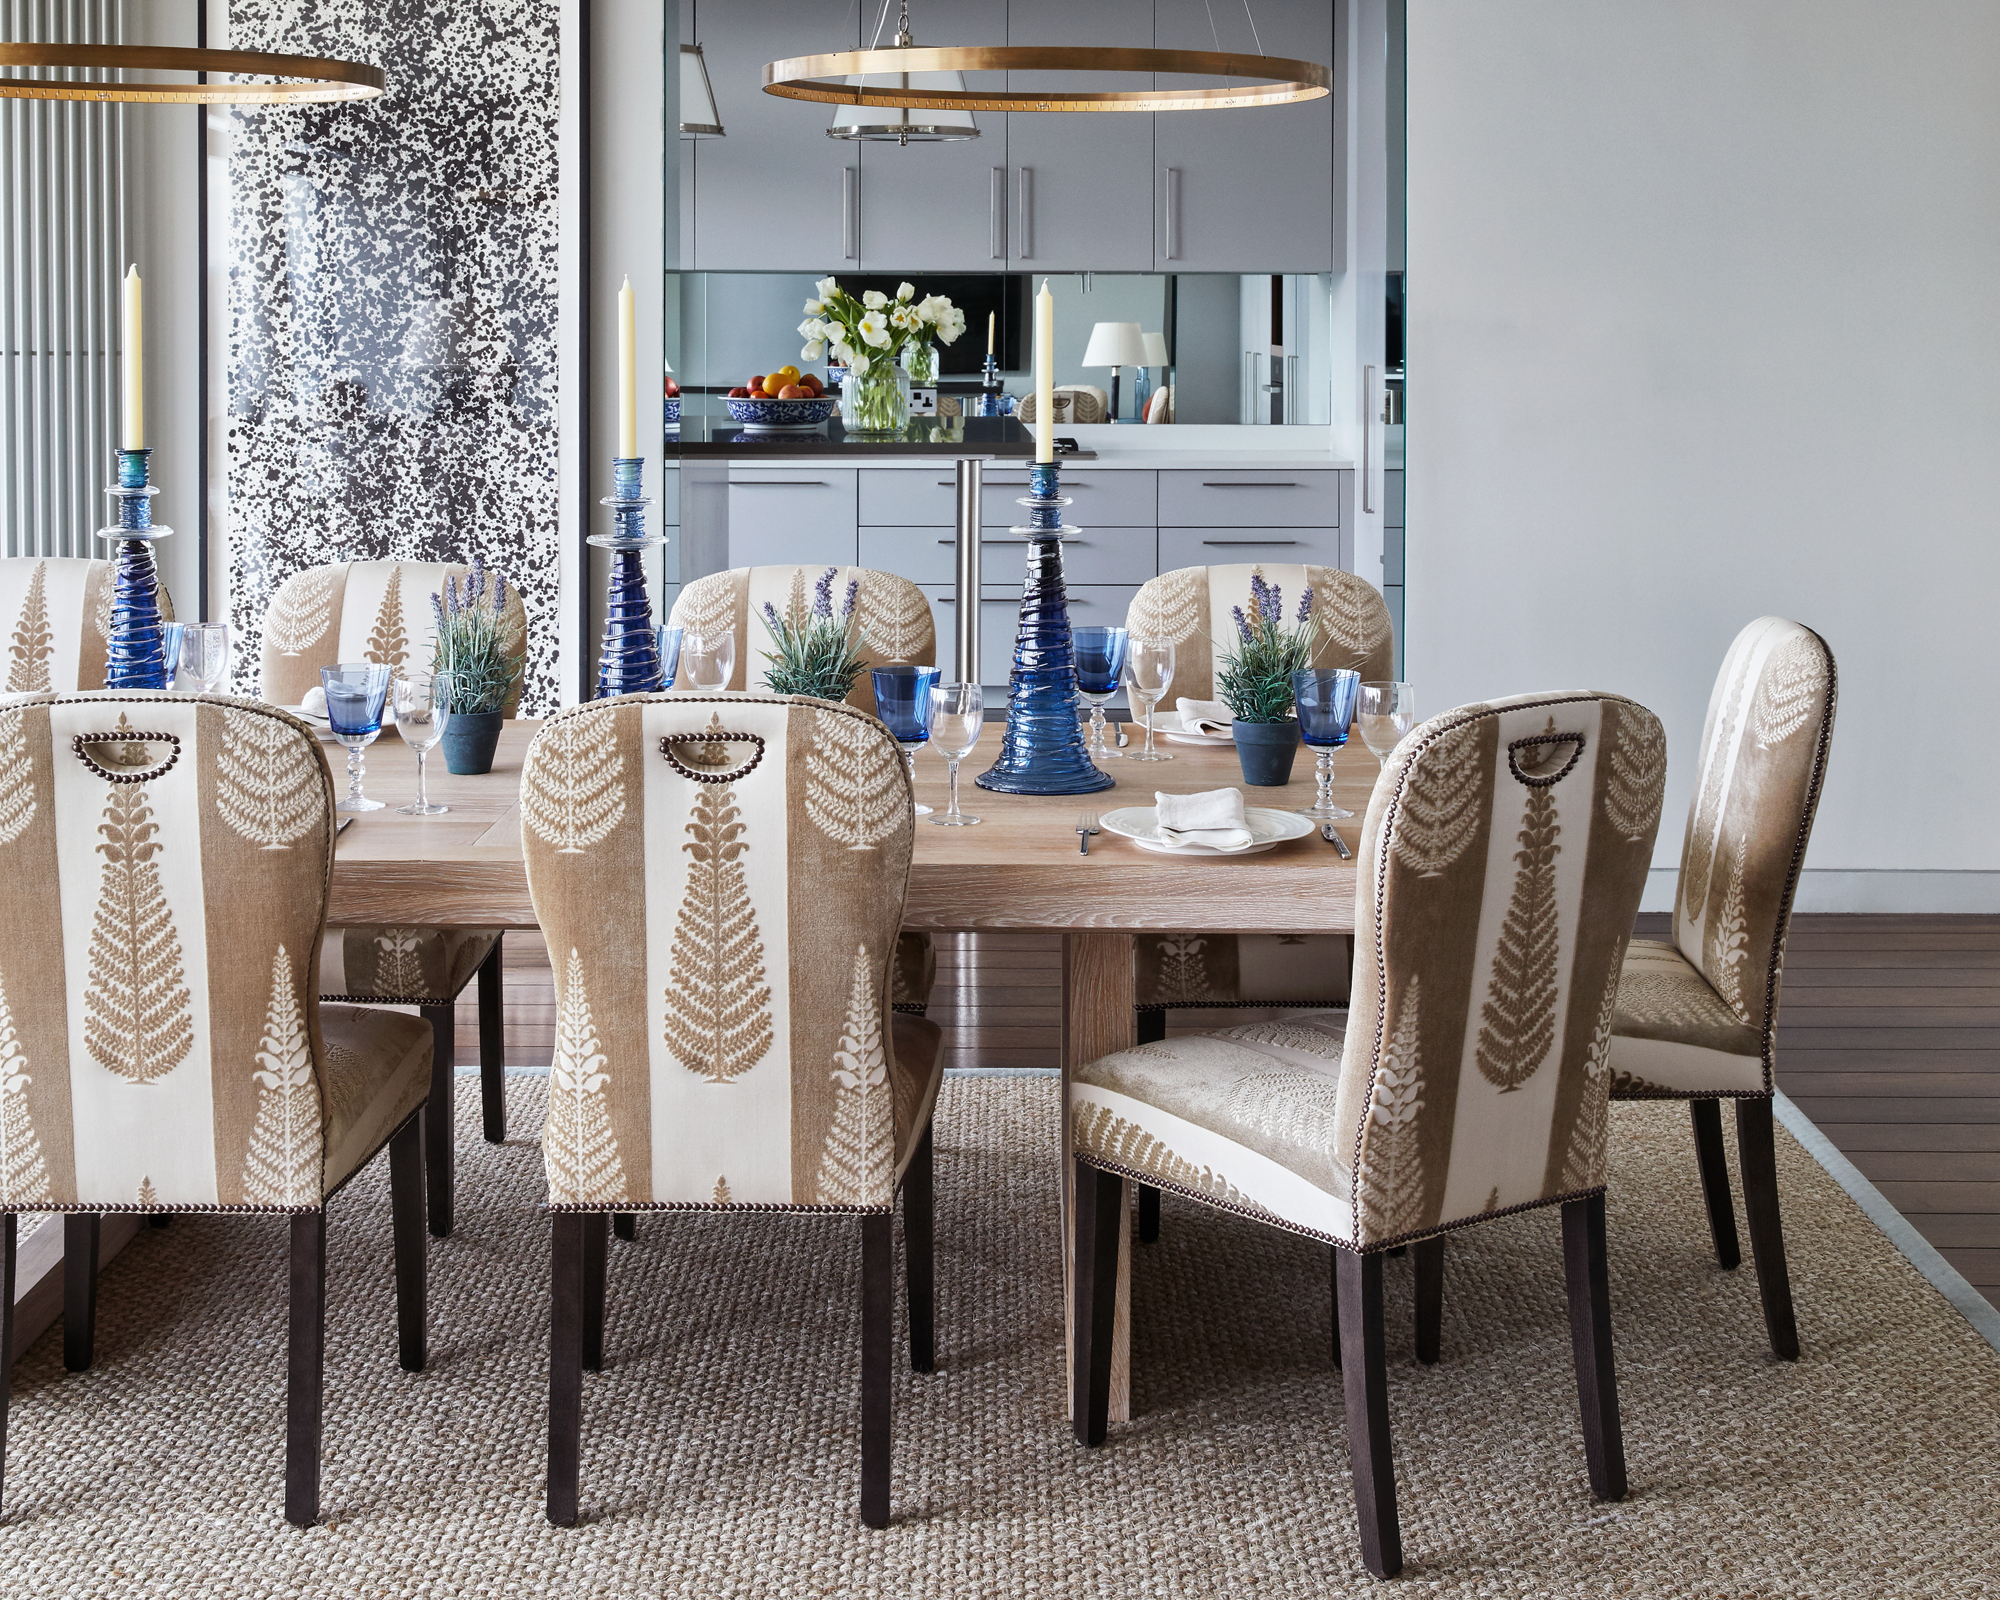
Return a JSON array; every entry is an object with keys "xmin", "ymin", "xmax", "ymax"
[{"xmin": 325, "ymin": 717, "xmax": 1372, "ymax": 935}]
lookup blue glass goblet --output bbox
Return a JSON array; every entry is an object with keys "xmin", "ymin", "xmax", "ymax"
[
  {"xmin": 321, "ymin": 662, "xmax": 393, "ymax": 813},
  {"xmin": 656, "ymin": 625, "xmax": 685, "ymax": 689},
  {"xmin": 1073, "ymin": 625, "xmax": 1129, "ymax": 763},
  {"xmin": 872, "ymin": 663, "xmax": 942, "ymax": 816},
  {"xmin": 1292, "ymin": 668, "xmax": 1362, "ymax": 821}
]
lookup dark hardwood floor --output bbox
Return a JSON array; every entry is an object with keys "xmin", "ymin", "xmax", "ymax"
[{"xmin": 462, "ymin": 915, "xmax": 2000, "ymax": 1313}]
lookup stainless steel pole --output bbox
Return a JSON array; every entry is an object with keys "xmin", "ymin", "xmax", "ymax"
[{"xmin": 953, "ymin": 457, "xmax": 983, "ymax": 684}]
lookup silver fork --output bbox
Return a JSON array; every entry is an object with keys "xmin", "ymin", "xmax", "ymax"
[{"xmin": 1076, "ymin": 810, "xmax": 1101, "ymax": 854}]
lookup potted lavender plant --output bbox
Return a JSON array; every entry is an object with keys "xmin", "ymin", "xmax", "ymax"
[
  {"xmin": 432, "ymin": 556, "xmax": 519, "ymax": 775},
  {"xmin": 758, "ymin": 566, "xmax": 869, "ymax": 701},
  {"xmin": 1218, "ymin": 572, "xmax": 1317, "ymax": 786}
]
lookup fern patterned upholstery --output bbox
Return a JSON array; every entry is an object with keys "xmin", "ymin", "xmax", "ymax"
[
  {"xmin": 1124, "ymin": 565, "xmax": 1393, "ymax": 1014},
  {"xmin": 259, "ymin": 559, "xmax": 529, "ymax": 1214},
  {"xmin": 520, "ymin": 692, "xmax": 945, "ymax": 1529},
  {"xmin": 667, "ymin": 565, "xmax": 936, "ymax": 719},
  {"xmin": 0, "ymin": 690, "xmax": 432, "ymax": 1526},
  {"xmin": 1068, "ymin": 691, "xmax": 1666, "ymax": 1578},
  {"xmin": 1, "ymin": 556, "xmax": 175, "ymax": 692},
  {"xmin": 1606, "ymin": 617, "xmax": 1837, "ymax": 1360}
]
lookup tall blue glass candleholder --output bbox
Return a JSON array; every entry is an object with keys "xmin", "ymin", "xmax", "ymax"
[
  {"xmin": 592, "ymin": 457, "xmax": 664, "ymax": 698},
  {"xmin": 975, "ymin": 461, "xmax": 1115, "ymax": 796},
  {"xmin": 98, "ymin": 448, "xmax": 172, "ymax": 690}
]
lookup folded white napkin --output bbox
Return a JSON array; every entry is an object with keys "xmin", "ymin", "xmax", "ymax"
[
  {"xmin": 299, "ymin": 686, "xmax": 328, "ymax": 719},
  {"xmin": 1172, "ymin": 697, "xmax": 1234, "ymax": 735},
  {"xmin": 1154, "ymin": 787, "xmax": 1255, "ymax": 852}
]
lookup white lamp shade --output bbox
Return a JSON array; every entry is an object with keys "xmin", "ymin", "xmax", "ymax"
[
  {"xmin": 1081, "ymin": 321, "xmax": 1148, "ymax": 369},
  {"xmin": 681, "ymin": 44, "xmax": 723, "ymax": 137},
  {"xmin": 829, "ymin": 70, "xmax": 979, "ymax": 139},
  {"xmin": 1140, "ymin": 330, "xmax": 1170, "ymax": 367}
]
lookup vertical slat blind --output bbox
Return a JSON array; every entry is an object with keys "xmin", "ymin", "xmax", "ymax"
[{"xmin": 1, "ymin": 0, "xmax": 127, "ymax": 560}]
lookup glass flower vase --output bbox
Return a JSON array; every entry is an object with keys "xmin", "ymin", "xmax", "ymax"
[
  {"xmin": 841, "ymin": 361, "xmax": 911, "ymax": 434},
  {"xmin": 902, "ymin": 340, "xmax": 939, "ymax": 386}
]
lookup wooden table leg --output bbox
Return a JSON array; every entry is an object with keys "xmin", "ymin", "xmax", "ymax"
[{"xmin": 1062, "ymin": 931, "xmax": 1135, "ymax": 1425}]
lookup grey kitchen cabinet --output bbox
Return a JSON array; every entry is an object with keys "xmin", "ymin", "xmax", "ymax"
[
  {"xmin": 1157, "ymin": 469, "xmax": 1341, "ymax": 527},
  {"xmin": 864, "ymin": 527, "xmax": 1154, "ymax": 587},
  {"xmin": 1151, "ymin": 0, "xmax": 1337, "ymax": 272},
  {"xmin": 1158, "ymin": 526, "xmax": 1346, "ymax": 572},
  {"xmin": 922, "ymin": 582, "xmax": 1143, "ymax": 685},
  {"xmin": 726, "ymin": 467, "xmax": 859, "ymax": 568},
  {"xmin": 687, "ymin": 2, "xmax": 859, "ymax": 270},
  {"xmin": 1003, "ymin": 0, "xmax": 1157, "ymax": 272},
  {"xmin": 859, "ymin": 465, "xmax": 1157, "ymax": 528}
]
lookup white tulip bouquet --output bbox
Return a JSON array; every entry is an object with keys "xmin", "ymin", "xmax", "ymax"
[{"xmin": 798, "ymin": 278, "xmax": 966, "ymax": 373}]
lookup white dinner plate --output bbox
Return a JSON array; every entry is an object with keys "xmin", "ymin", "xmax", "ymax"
[
  {"xmin": 1160, "ymin": 728, "xmax": 1235, "ymax": 746},
  {"xmin": 1099, "ymin": 805, "xmax": 1316, "ymax": 857}
]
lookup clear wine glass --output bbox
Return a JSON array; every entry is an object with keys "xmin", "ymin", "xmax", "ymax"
[
  {"xmin": 320, "ymin": 663, "xmax": 392, "ymax": 813},
  {"xmin": 160, "ymin": 622, "xmax": 185, "ymax": 688},
  {"xmin": 1072, "ymin": 625, "xmax": 1129, "ymax": 762},
  {"xmin": 178, "ymin": 623, "xmax": 230, "ymax": 694},
  {"xmin": 926, "ymin": 681, "xmax": 984, "ymax": 826},
  {"xmin": 872, "ymin": 663, "xmax": 941, "ymax": 816},
  {"xmin": 394, "ymin": 670, "xmax": 451, "ymax": 815},
  {"xmin": 656, "ymin": 624, "xmax": 685, "ymax": 688},
  {"xmin": 1358, "ymin": 682, "xmax": 1418, "ymax": 767},
  {"xmin": 1293, "ymin": 668, "xmax": 1363, "ymax": 821},
  {"xmin": 682, "ymin": 630, "xmax": 735, "ymax": 692},
  {"xmin": 1123, "ymin": 637, "xmax": 1176, "ymax": 763}
]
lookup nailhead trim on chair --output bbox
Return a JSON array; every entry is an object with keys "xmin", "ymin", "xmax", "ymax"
[{"xmin": 546, "ymin": 1200, "xmax": 892, "ymax": 1216}]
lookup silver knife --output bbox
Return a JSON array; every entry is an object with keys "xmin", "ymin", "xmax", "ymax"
[{"xmin": 1321, "ymin": 822, "xmax": 1352, "ymax": 859}]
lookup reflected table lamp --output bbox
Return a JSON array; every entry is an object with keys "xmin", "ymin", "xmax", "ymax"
[{"xmin": 1081, "ymin": 320, "xmax": 1148, "ymax": 423}]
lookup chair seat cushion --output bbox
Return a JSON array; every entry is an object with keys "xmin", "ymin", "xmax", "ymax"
[
  {"xmin": 1134, "ymin": 933, "xmax": 1353, "ymax": 1007},
  {"xmin": 318, "ymin": 1004, "xmax": 433, "ymax": 1194},
  {"xmin": 890, "ymin": 1012, "xmax": 945, "ymax": 1184},
  {"xmin": 319, "ymin": 927, "xmax": 500, "ymax": 1004},
  {"xmin": 1072, "ymin": 1012, "xmax": 1354, "ymax": 1244},
  {"xmin": 1608, "ymin": 940, "xmax": 1766, "ymax": 1097}
]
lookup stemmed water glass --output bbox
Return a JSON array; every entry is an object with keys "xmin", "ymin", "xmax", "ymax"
[
  {"xmin": 682, "ymin": 630, "xmax": 734, "ymax": 691},
  {"xmin": 1293, "ymin": 668, "xmax": 1363, "ymax": 821},
  {"xmin": 321, "ymin": 663, "xmax": 393, "ymax": 813},
  {"xmin": 160, "ymin": 622, "xmax": 185, "ymax": 687},
  {"xmin": 1123, "ymin": 637, "xmax": 1175, "ymax": 763},
  {"xmin": 655, "ymin": 624, "xmax": 685, "ymax": 688},
  {"xmin": 1358, "ymin": 682, "xmax": 1418, "ymax": 767},
  {"xmin": 926, "ymin": 681, "xmax": 984, "ymax": 826},
  {"xmin": 178, "ymin": 623, "xmax": 230, "ymax": 694},
  {"xmin": 872, "ymin": 664, "xmax": 941, "ymax": 816},
  {"xmin": 394, "ymin": 670, "xmax": 452, "ymax": 815},
  {"xmin": 1073, "ymin": 625, "xmax": 1128, "ymax": 762}
]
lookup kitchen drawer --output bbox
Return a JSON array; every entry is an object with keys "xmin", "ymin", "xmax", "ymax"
[
  {"xmin": 1383, "ymin": 469, "xmax": 1404, "ymax": 530},
  {"xmin": 1158, "ymin": 526, "xmax": 1347, "ymax": 573},
  {"xmin": 1158, "ymin": 470, "xmax": 1340, "ymax": 528},
  {"xmin": 863, "ymin": 526, "xmax": 1155, "ymax": 586},
  {"xmin": 859, "ymin": 467, "xmax": 1157, "ymax": 528},
  {"xmin": 921, "ymin": 583, "xmax": 1143, "ymax": 685},
  {"xmin": 727, "ymin": 468, "xmax": 857, "ymax": 571}
]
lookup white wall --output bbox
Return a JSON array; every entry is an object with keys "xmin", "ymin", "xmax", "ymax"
[{"xmin": 1406, "ymin": 0, "xmax": 2000, "ymax": 909}]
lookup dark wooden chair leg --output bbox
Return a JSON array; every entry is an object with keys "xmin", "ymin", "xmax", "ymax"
[
  {"xmin": 1135, "ymin": 1008, "xmax": 1168, "ymax": 1045},
  {"xmin": 477, "ymin": 935, "xmax": 506, "ymax": 1144},
  {"xmin": 1336, "ymin": 1247, "xmax": 1401, "ymax": 1579},
  {"xmin": 1136, "ymin": 1183, "xmax": 1160, "ymax": 1245},
  {"xmin": 861, "ymin": 1210, "xmax": 894, "ymax": 1529},
  {"xmin": 1561, "ymin": 1194, "xmax": 1627, "ymax": 1500},
  {"xmin": 1689, "ymin": 1098, "xmax": 1742, "ymax": 1269},
  {"xmin": 285, "ymin": 1211, "xmax": 327, "ymax": 1527},
  {"xmin": 389, "ymin": 1116, "xmax": 428, "ymax": 1373},
  {"xmin": 581, "ymin": 1214, "xmax": 608, "ymax": 1373},
  {"xmin": 548, "ymin": 1214, "xmax": 584, "ymax": 1527},
  {"xmin": 1735, "ymin": 1097, "xmax": 1800, "ymax": 1360},
  {"xmin": 2, "ymin": 1215, "xmax": 16, "ymax": 1516},
  {"xmin": 422, "ymin": 1004, "xmax": 455, "ymax": 1239},
  {"xmin": 148, "ymin": 1215, "xmax": 171, "ymax": 1229},
  {"xmin": 1071, "ymin": 1158, "xmax": 1123, "ymax": 1447},
  {"xmin": 612, "ymin": 1214, "xmax": 636, "ymax": 1242},
  {"xmin": 63, "ymin": 1213, "xmax": 100, "ymax": 1372},
  {"xmin": 903, "ymin": 1123, "xmax": 935, "ymax": 1374},
  {"xmin": 1413, "ymin": 1236, "xmax": 1445, "ymax": 1365},
  {"xmin": 1329, "ymin": 1246, "xmax": 1342, "ymax": 1367}
]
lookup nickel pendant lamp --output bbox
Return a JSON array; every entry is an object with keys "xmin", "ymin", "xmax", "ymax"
[{"xmin": 826, "ymin": 0, "xmax": 977, "ymax": 144}]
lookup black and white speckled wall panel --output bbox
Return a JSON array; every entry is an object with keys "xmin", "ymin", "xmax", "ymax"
[{"xmin": 226, "ymin": 1, "xmax": 561, "ymax": 710}]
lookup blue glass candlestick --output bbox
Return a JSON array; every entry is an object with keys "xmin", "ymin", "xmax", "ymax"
[
  {"xmin": 592, "ymin": 457, "xmax": 664, "ymax": 698},
  {"xmin": 99, "ymin": 448, "xmax": 172, "ymax": 690},
  {"xmin": 975, "ymin": 461, "xmax": 1115, "ymax": 796}
]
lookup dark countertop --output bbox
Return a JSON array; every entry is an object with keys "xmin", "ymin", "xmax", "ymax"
[{"xmin": 673, "ymin": 416, "xmax": 1039, "ymax": 458}]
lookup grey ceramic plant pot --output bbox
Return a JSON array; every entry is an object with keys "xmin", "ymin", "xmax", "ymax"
[
  {"xmin": 442, "ymin": 710, "xmax": 505, "ymax": 776},
  {"xmin": 1231, "ymin": 718, "xmax": 1302, "ymax": 786}
]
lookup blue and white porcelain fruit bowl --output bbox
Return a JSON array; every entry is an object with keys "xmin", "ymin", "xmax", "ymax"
[{"xmin": 725, "ymin": 394, "xmax": 836, "ymax": 431}]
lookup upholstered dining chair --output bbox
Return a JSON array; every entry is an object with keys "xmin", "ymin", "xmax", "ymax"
[
  {"xmin": 1, "ymin": 556, "xmax": 175, "ymax": 691},
  {"xmin": 1123, "ymin": 563, "xmax": 1396, "ymax": 1241},
  {"xmin": 520, "ymin": 691, "xmax": 945, "ymax": 1530},
  {"xmin": 260, "ymin": 558, "xmax": 528, "ymax": 1237},
  {"xmin": 0, "ymin": 691, "xmax": 433, "ymax": 1527},
  {"xmin": 1068, "ymin": 690, "xmax": 1666, "ymax": 1579},
  {"xmin": 1607, "ymin": 617, "xmax": 1837, "ymax": 1360}
]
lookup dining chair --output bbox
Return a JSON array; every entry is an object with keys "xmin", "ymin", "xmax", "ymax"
[
  {"xmin": 1607, "ymin": 617, "xmax": 1837, "ymax": 1360},
  {"xmin": 1123, "ymin": 563, "xmax": 1396, "ymax": 1241},
  {"xmin": 1069, "ymin": 690, "xmax": 1666, "ymax": 1579},
  {"xmin": 0, "ymin": 556, "xmax": 175, "ymax": 691},
  {"xmin": 259, "ymin": 558, "xmax": 528, "ymax": 1238},
  {"xmin": 520, "ymin": 692, "xmax": 945, "ymax": 1530},
  {"xmin": 0, "ymin": 691, "xmax": 432, "ymax": 1527}
]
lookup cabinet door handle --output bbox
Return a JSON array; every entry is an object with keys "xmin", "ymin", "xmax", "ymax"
[
  {"xmin": 1201, "ymin": 539, "xmax": 1300, "ymax": 546},
  {"xmin": 735, "ymin": 480, "xmax": 830, "ymax": 487},
  {"xmin": 1163, "ymin": 167, "xmax": 1180, "ymax": 261},
  {"xmin": 842, "ymin": 167, "xmax": 857, "ymax": 260},
  {"xmin": 1017, "ymin": 166, "xmax": 1033, "ymax": 259},
  {"xmin": 936, "ymin": 538, "xmax": 1085, "ymax": 546},
  {"xmin": 1199, "ymin": 481, "xmax": 1298, "ymax": 488},
  {"xmin": 990, "ymin": 167, "xmax": 1005, "ymax": 260}
]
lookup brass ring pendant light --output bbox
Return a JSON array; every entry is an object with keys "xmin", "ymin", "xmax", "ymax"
[
  {"xmin": 767, "ymin": 46, "xmax": 1328, "ymax": 114},
  {"xmin": 0, "ymin": 44, "xmax": 383, "ymax": 104}
]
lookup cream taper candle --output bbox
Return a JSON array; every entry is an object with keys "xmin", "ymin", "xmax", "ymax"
[
  {"xmin": 121, "ymin": 265, "xmax": 143, "ymax": 450},
  {"xmin": 617, "ymin": 275, "xmax": 637, "ymax": 458},
  {"xmin": 1034, "ymin": 278, "xmax": 1053, "ymax": 464}
]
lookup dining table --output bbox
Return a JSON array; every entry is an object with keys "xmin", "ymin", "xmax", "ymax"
[{"xmin": 327, "ymin": 715, "xmax": 1373, "ymax": 1423}]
